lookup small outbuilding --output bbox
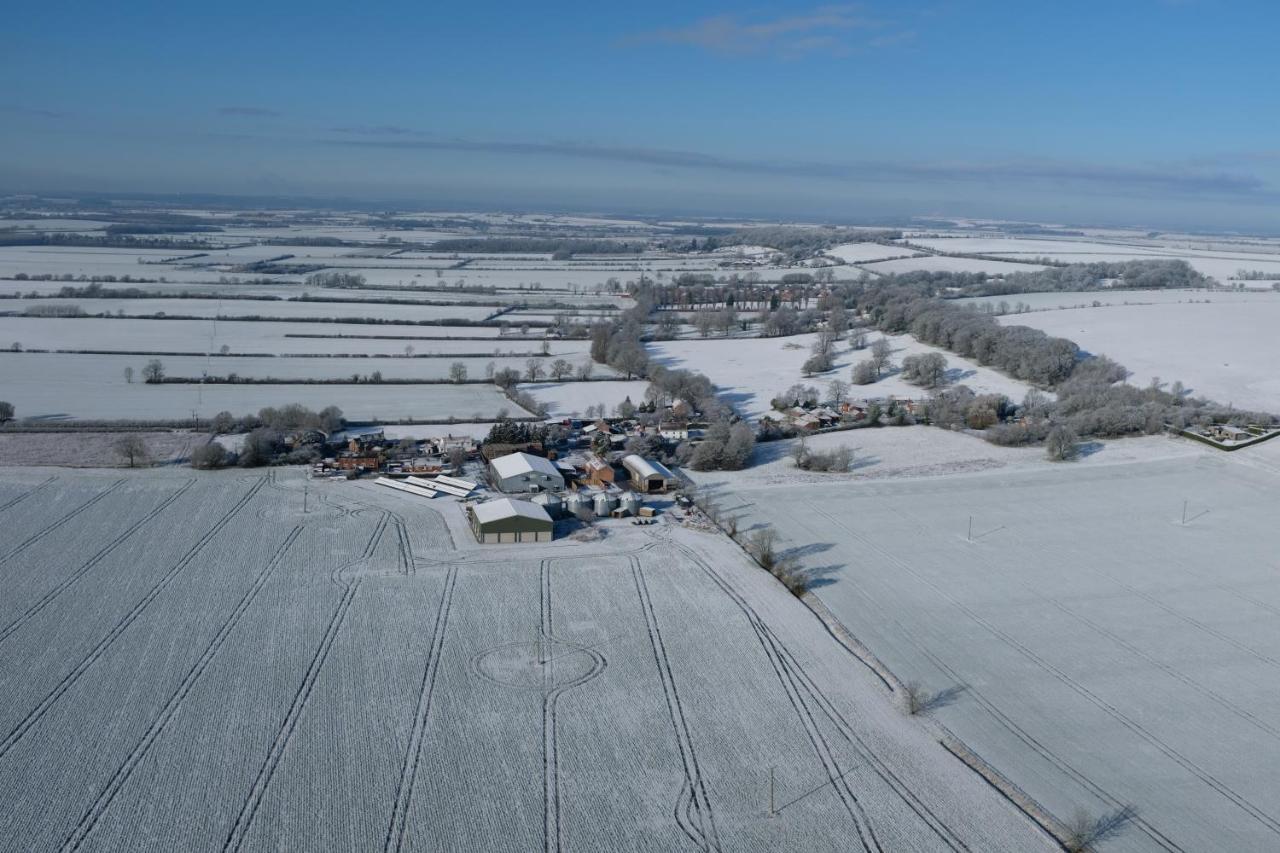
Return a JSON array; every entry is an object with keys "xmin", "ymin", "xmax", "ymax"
[
  {"xmin": 621, "ymin": 455, "xmax": 677, "ymax": 493},
  {"xmin": 467, "ymin": 498, "xmax": 554, "ymax": 544},
  {"xmin": 489, "ymin": 451, "xmax": 565, "ymax": 493}
]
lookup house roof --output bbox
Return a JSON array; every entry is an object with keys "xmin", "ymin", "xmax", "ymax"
[
  {"xmin": 623, "ymin": 455, "xmax": 674, "ymax": 481},
  {"xmin": 490, "ymin": 451, "xmax": 560, "ymax": 480},
  {"xmin": 471, "ymin": 498, "xmax": 553, "ymax": 526}
]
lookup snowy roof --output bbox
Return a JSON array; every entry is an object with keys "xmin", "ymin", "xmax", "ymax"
[
  {"xmin": 471, "ymin": 498, "xmax": 552, "ymax": 525},
  {"xmin": 490, "ymin": 451, "xmax": 560, "ymax": 480},
  {"xmin": 622, "ymin": 455, "xmax": 675, "ymax": 481}
]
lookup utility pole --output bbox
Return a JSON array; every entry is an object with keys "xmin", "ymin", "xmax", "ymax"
[
  {"xmin": 304, "ymin": 484, "xmax": 309, "ymax": 514},
  {"xmin": 1182, "ymin": 500, "xmax": 1188, "ymax": 526},
  {"xmin": 967, "ymin": 516, "xmax": 973, "ymax": 542}
]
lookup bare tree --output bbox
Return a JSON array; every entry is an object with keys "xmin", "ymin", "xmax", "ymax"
[
  {"xmin": 123, "ymin": 366, "xmax": 134, "ymax": 384},
  {"xmin": 114, "ymin": 435, "xmax": 150, "ymax": 467},
  {"xmin": 0, "ymin": 401, "xmax": 13, "ymax": 421},
  {"xmin": 142, "ymin": 359, "xmax": 165, "ymax": 383},
  {"xmin": 828, "ymin": 378, "xmax": 851, "ymax": 407},
  {"xmin": 525, "ymin": 358, "xmax": 545, "ymax": 382},
  {"xmin": 448, "ymin": 362, "xmax": 468, "ymax": 383},
  {"xmin": 576, "ymin": 360, "xmax": 594, "ymax": 380},
  {"xmin": 550, "ymin": 358, "xmax": 573, "ymax": 381},
  {"xmin": 1045, "ymin": 424, "xmax": 1079, "ymax": 461},
  {"xmin": 869, "ymin": 338, "xmax": 892, "ymax": 377}
]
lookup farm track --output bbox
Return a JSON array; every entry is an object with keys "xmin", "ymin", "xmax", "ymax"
[
  {"xmin": 916, "ymin": 646, "xmax": 1185, "ymax": 853},
  {"xmin": 60, "ymin": 526, "xmax": 304, "ymax": 853},
  {"xmin": 383, "ymin": 563, "xmax": 458, "ymax": 853},
  {"xmin": 0, "ymin": 476, "xmax": 267, "ymax": 763},
  {"xmin": 0, "ymin": 478, "xmax": 197, "ymax": 647},
  {"xmin": 539, "ymin": 558, "xmax": 606, "ymax": 853},
  {"xmin": 628, "ymin": 555, "xmax": 721, "ymax": 852},
  {"xmin": 810, "ymin": 504, "xmax": 1280, "ymax": 842},
  {"xmin": 0, "ymin": 479, "xmax": 125, "ymax": 567},
  {"xmin": 0, "ymin": 475, "xmax": 57, "ymax": 514},
  {"xmin": 222, "ymin": 512, "xmax": 385, "ymax": 853},
  {"xmin": 668, "ymin": 534, "xmax": 973, "ymax": 852}
]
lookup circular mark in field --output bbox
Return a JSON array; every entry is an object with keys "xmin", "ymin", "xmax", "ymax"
[{"xmin": 474, "ymin": 641, "xmax": 603, "ymax": 690}]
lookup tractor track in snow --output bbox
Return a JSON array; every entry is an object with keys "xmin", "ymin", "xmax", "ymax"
[
  {"xmin": 812, "ymin": 504, "xmax": 1280, "ymax": 842},
  {"xmin": 0, "ymin": 476, "xmax": 267, "ymax": 763},
  {"xmin": 0, "ymin": 478, "xmax": 197, "ymax": 647},
  {"xmin": 629, "ymin": 554, "xmax": 722, "ymax": 852},
  {"xmin": 0, "ymin": 479, "xmax": 125, "ymax": 567},
  {"xmin": 383, "ymin": 562, "xmax": 458, "ymax": 853},
  {"xmin": 60, "ymin": 526, "xmax": 303, "ymax": 853}
]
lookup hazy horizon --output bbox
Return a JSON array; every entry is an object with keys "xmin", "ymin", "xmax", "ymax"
[{"xmin": 5, "ymin": 1, "xmax": 1280, "ymax": 231}]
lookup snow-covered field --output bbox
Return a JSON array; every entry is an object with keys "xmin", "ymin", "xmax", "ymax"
[
  {"xmin": 0, "ymin": 362, "xmax": 527, "ymax": 420},
  {"xmin": 863, "ymin": 255, "xmax": 1049, "ymax": 275},
  {"xmin": 0, "ymin": 317, "xmax": 553, "ymax": 355},
  {"xmin": 700, "ymin": 443, "xmax": 1280, "ymax": 852},
  {"xmin": 648, "ymin": 332, "xmax": 1039, "ymax": 420},
  {"xmin": 902, "ymin": 236, "xmax": 1280, "ymax": 283},
  {"xmin": 517, "ymin": 379, "xmax": 650, "ymax": 417},
  {"xmin": 0, "ymin": 297, "xmax": 496, "ymax": 323},
  {"xmin": 982, "ymin": 297, "xmax": 1280, "ymax": 410},
  {"xmin": 0, "ymin": 468, "xmax": 1051, "ymax": 852},
  {"xmin": 825, "ymin": 242, "xmax": 924, "ymax": 264},
  {"xmin": 958, "ymin": 288, "xmax": 1253, "ymax": 312}
]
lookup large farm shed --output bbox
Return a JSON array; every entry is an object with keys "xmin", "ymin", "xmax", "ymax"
[
  {"xmin": 621, "ymin": 454, "xmax": 676, "ymax": 493},
  {"xmin": 467, "ymin": 498, "xmax": 554, "ymax": 543},
  {"xmin": 489, "ymin": 451, "xmax": 564, "ymax": 492}
]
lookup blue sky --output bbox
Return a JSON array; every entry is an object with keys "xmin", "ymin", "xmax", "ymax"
[{"xmin": 4, "ymin": 1, "xmax": 1279, "ymax": 229}]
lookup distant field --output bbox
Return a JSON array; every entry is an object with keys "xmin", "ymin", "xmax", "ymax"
[
  {"xmin": 972, "ymin": 295, "xmax": 1280, "ymax": 410},
  {"xmin": 648, "ymin": 332, "xmax": 1039, "ymax": 419},
  {"xmin": 825, "ymin": 242, "xmax": 924, "ymax": 264},
  {"xmin": 701, "ymin": 443, "xmax": 1280, "ymax": 852},
  {"xmin": 0, "ymin": 297, "xmax": 497, "ymax": 323},
  {"xmin": 0, "ymin": 317, "xmax": 547, "ymax": 355},
  {"xmin": 0, "ymin": 469, "xmax": 1050, "ymax": 852},
  {"xmin": 0, "ymin": 361, "xmax": 529, "ymax": 420},
  {"xmin": 517, "ymin": 379, "xmax": 651, "ymax": 417},
  {"xmin": 863, "ymin": 255, "xmax": 1049, "ymax": 275},
  {"xmin": 904, "ymin": 236, "xmax": 1280, "ymax": 283}
]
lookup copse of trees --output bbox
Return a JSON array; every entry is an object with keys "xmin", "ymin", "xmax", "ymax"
[
  {"xmin": 303, "ymin": 271, "xmax": 367, "ymax": 288},
  {"xmin": 428, "ymin": 238, "xmax": 644, "ymax": 256},
  {"xmin": 709, "ymin": 226, "xmax": 902, "ymax": 257}
]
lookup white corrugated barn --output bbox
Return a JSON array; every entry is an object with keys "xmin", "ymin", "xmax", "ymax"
[{"xmin": 489, "ymin": 451, "xmax": 565, "ymax": 493}]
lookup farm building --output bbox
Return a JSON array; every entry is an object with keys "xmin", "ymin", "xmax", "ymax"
[
  {"xmin": 622, "ymin": 455, "xmax": 676, "ymax": 493},
  {"xmin": 489, "ymin": 451, "xmax": 565, "ymax": 493},
  {"xmin": 467, "ymin": 498, "xmax": 554, "ymax": 543}
]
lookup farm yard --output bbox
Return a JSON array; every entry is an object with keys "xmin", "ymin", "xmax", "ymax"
[
  {"xmin": 695, "ymin": 441, "xmax": 1280, "ymax": 852},
  {"xmin": 0, "ymin": 468, "xmax": 1052, "ymax": 852}
]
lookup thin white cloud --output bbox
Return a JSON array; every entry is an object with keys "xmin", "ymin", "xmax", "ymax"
[{"xmin": 635, "ymin": 5, "xmax": 887, "ymax": 57}]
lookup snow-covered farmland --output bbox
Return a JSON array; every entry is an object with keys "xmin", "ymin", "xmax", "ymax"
[
  {"xmin": 648, "ymin": 332, "xmax": 1039, "ymax": 420},
  {"xmin": 0, "ymin": 317, "xmax": 545, "ymax": 355},
  {"xmin": 701, "ymin": 446, "xmax": 1280, "ymax": 852},
  {"xmin": 518, "ymin": 380, "xmax": 651, "ymax": 418},
  {"xmin": 0, "ymin": 297, "xmax": 497, "ymax": 324},
  {"xmin": 825, "ymin": 242, "xmax": 924, "ymax": 264},
  {"xmin": 980, "ymin": 297, "xmax": 1280, "ymax": 410},
  {"xmin": 862, "ymin": 255, "xmax": 1050, "ymax": 275},
  {"xmin": 901, "ymin": 236, "xmax": 1280, "ymax": 283},
  {"xmin": 0, "ymin": 468, "xmax": 1051, "ymax": 852},
  {"xmin": 0, "ymin": 360, "xmax": 527, "ymax": 420}
]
